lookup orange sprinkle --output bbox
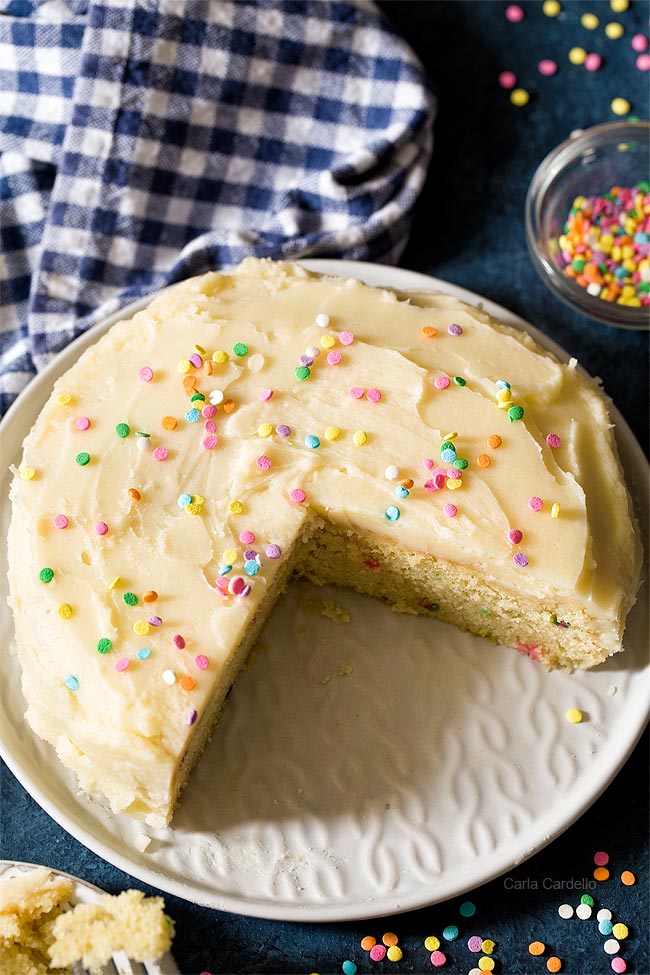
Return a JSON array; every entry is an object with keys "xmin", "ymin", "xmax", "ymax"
[
  {"xmin": 182, "ymin": 375, "xmax": 197, "ymax": 389},
  {"xmin": 594, "ymin": 866, "xmax": 610, "ymax": 881},
  {"xmin": 400, "ymin": 478, "xmax": 414, "ymax": 489},
  {"xmin": 143, "ymin": 590, "xmax": 158, "ymax": 603},
  {"xmin": 529, "ymin": 942, "xmax": 545, "ymax": 956},
  {"xmin": 128, "ymin": 488, "xmax": 141, "ymax": 501},
  {"xmin": 547, "ymin": 957, "xmax": 562, "ymax": 973},
  {"xmin": 223, "ymin": 399, "xmax": 236, "ymax": 414},
  {"xmin": 382, "ymin": 932, "xmax": 398, "ymax": 947},
  {"xmin": 477, "ymin": 453, "xmax": 491, "ymax": 468},
  {"xmin": 180, "ymin": 675, "xmax": 196, "ymax": 691},
  {"xmin": 487, "ymin": 434, "xmax": 502, "ymax": 449},
  {"xmin": 421, "ymin": 325, "xmax": 437, "ymax": 338},
  {"xmin": 361, "ymin": 936, "xmax": 376, "ymax": 951},
  {"xmin": 203, "ymin": 360, "xmax": 213, "ymax": 376},
  {"xmin": 162, "ymin": 416, "xmax": 177, "ymax": 430},
  {"xmin": 621, "ymin": 870, "xmax": 636, "ymax": 886}
]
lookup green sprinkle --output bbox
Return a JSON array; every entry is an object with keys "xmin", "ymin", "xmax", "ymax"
[
  {"xmin": 64, "ymin": 675, "xmax": 79, "ymax": 691},
  {"xmin": 115, "ymin": 423, "xmax": 130, "ymax": 438},
  {"xmin": 581, "ymin": 893, "xmax": 595, "ymax": 906},
  {"xmin": 571, "ymin": 257, "xmax": 586, "ymax": 272},
  {"xmin": 135, "ymin": 431, "xmax": 150, "ymax": 438},
  {"xmin": 294, "ymin": 365, "xmax": 310, "ymax": 381},
  {"xmin": 97, "ymin": 638, "xmax": 112, "ymax": 655},
  {"xmin": 190, "ymin": 393, "xmax": 206, "ymax": 402},
  {"xmin": 480, "ymin": 608, "xmax": 492, "ymax": 618},
  {"xmin": 453, "ymin": 376, "xmax": 467, "ymax": 386},
  {"xmin": 440, "ymin": 441, "xmax": 455, "ymax": 453},
  {"xmin": 233, "ymin": 342, "xmax": 248, "ymax": 357},
  {"xmin": 508, "ymin": 405, "xmax": 525, "ymax": 422},
  {"xmin": 75, "ymin": 452, "xmax": 91, "ymax": 466},
  {"xmin": 459, "ymin": 900, "xmax": 476, "ymax": 917},
  {"xmin": 123, "ymin": 592, "xmax": 138, "ymax": 606},
  {"xmin": 426, "ymin": 602, "xmax": 440, "ymax": 612},
  {"xmin": 39, "ymin": 567, "xmax": 54, "ymax": 584},
  {"xmin": 454, "ymin": 458, "xmax": 468, "ymax": 470}
]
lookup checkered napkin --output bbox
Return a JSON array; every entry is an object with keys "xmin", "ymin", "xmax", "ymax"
[{"xmin": 0, "ymin": 0, "xmax": 435, "ymax": 415}]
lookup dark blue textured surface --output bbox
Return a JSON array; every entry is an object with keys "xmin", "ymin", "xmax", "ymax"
[{"xmin": 2, "ymin": 2, "xmax": 648, "ymax": 973}]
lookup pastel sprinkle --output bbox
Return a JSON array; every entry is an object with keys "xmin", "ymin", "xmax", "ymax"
[
  {"xmin": 482, "ymin": 940, "xmax": 496, "ymax": 955},
  {"xmin": 551, "ymin": 503, "xmax": 560, "ymax": 518},
  {"xmin": 581, "ymin": 12, "xmax": 599, "ymax": 28},
  {"xmin": 598, "ymin": 908, "xmax": 613, "ymax": 920},
  {"xmin": 321, "ymin": 334, "xmax": 336, "ymax": 349},
  {"xmin": 529, "ymin": 942, "xmax": 546, "ymax": 955},
  {"xmin": 585, "ymin": 52, "xmax": 602, "ymax": 71},
  {"xmin": 244, "ymin": 559, "xmax": 259, "ymax": 576},
  {"xmin": 258, "ymin": 422, "xmax": 273, "ymax": 438},
  {"xmin": 39, "ymin": 567, "xmax": 54, "ymax": 583},
  {"xmin": 20, "ymin": 467, "xmax": 36, "ymax": 479},
  {"xmin": 394, "ymin": 486, "xmax": 409, "ymax": 499},
  {"xmin": 611, "ymin": 960, "xmax": 627, "ymax": 974},
  {"xmin": 128, "ymin": 488, "xmax": 141, "ymax": 501},
  {"xmin": 178, "ymin": 493, "xmax": 192, "ymax": 508},
  {"xmin": 259, "ymin": 388, "xmax": 273, "ymax": 401},
  {"xmin": 508, "ymin": 529, "xmax": 523, "ymax": 544},
  {"xmin": 621, "ymin": 870, "xmax": 636, "ymax": 885},
  {"xmin": 134, "ymin": 621, "xmax": 150, "ymax": 635},
  {"xmin": 385, "ymin": 505, "xmax": 400, "ymax": 522},
  {"xmin": 97, "ymin": 638, "xmax": 112, "ymax": 655},
  {"xmin": 137, "ymin": 438, "xmax": 151, "ymax": 452},
  {"xmin": 385, "ymin": 465, "xmax": 400, "ymax": 480},
  {"xmin": 477, "ymin": 453, "xmax": 490, "ymax": 468},
  {"xmin": 448, "ymin": 323, "xmax": 463, "ymax": 336},
  {"xmin": 478, "ymin": 959, "xmax": 494, "ymax": 972},
  {"xmin": 370, "ymin": 945, "xmax": 386, "ymax": 962},
  {"xmin": 324, "ymin": 426, "xmax": 341, "ymax": 440},
  {"xmin": 162, "ymin": 415, "xmax": 177, "ymax": 430},
  {"xmin": 95, "ymin": 521, "xmax": 108, "ymax": 535},
  {"xmin": 569, "ymin": 46, "xmax": 588, "ymax": 65},
  {"xmin": 290, "ymin": 488, "xmax": 307, "ymax": 503},
  {"xmin": 75, "ymin": 416, "xmax": 91, "ymax": 432},
  {"xmin": 594, "ymin": 851, "xmax": 610, "ymax": 865},
  {"xmin": 543, "ymin": 0, "xmax": 561, "ymax": 14},
  {"xmin": 612, "ymin": 923, "xmax": 628, "ymax": 940},
  {"xmin": 508, "ymin": 405, "xmax": 524, "ymax": 422},
  {"xmin": 605, "ymin": 22, "xmax": 624, "ymax": 39},
  {"xmin": 528, "ymin": 496, "xmax": 543, "ymax": 512},
  {"xmin": 233, "ymin": 342, "xmax": 248, "ymax": 357},
  {"xmin": 162, "ymin": 669, "xmax": 176, "ymax": 685},
  {"xmin": 138, "ymin": 366, "xmax": 153, "ymax": 382},
  {"xmin": 424, "ymin": 937, "xmax": 440, "ymax": 951},
  {"xmin": 137, "ymin": 648, "xmax": 152, "ymax": 660},
  {"xmin": 123, "ymin": 592, "xmax": 138, "ymax": 606},
  {"xmin": 327, "ymin": 350, "xmax": 342, "ymax": 365},
  {"xmin": 632, "ymin": 33, "xmax": 648, "ymax": 52},
  {"xmin": 434, "ymin": 376, "xmax": 451, "ymax": 390},
  {"xmin": 487, "ymin": 435, "xmax": 501, "ymax": 448},
  {"xmin": 468, "ymin": 936, "xmax": 483, "ymax": 952},
  {"xmin": 58, "ymin": 603, "xmax": 73, "ymax": 619},
  {"xmin": 460, "ymin": 901, "xmax": 476, "ymax": 917},
  {"xmin": 558, "ymin": 904, "xmax": 574, "ymax": 919},
  {"xmin": 203, "ymin": 435, "xmax": 218, "ymax": 450},
  {"xmin": 581, "ymin": 894, "xmax": 595, "ymax": 906},
  {"xmin": 115, "ymin": 657, "xmax": 130, "ymax": 672},
  {"xmin": 212, "ymin": 350, "xmax": 228, "ymax": 364},
  {"xmin": 604, "ymin": 940, "xmax": 620, "ymax": 955},
  {"xmin": 430, "ymin": 950, "xmax": 446, "ymax": 967},
  {"xmin": 305, "ymin": 435, "xmax": 320, "ymax": 449},
  {"xmin": 266, "ymin": 544, "xmax": 282, "ymax": 559},
  {"xmin": 453, "ymin": 376, "xmax": 467, "ymax": 387},
  {"xmin": 510, "ymin": 88, "xmax": 530, "ymax": 106},
  {"xmin": 185, "ymin": 408, "xmax": 201, "ymax": 423},
  {"xmin": 386, "ymin": 946, "xmax": 402, "ymax": 962},
  {"xmin": 361, "ymin": 936, "xmax": 376, "ymax": 951},
  {"xmin": 514, "ymin": 552, "xmax": 529, "ymax": 567},
  {"xmin": 611, "ymin": 97, "xmax": 631, "ymax": 115},
  {"xmin": 576, "ymin": 903, "xmax": 592, "ymax": 919},
  {"xmin": 194, "ymin": 654, "xmax": 209, "ymax": 670},
  {"xmin": 276, "ymin": 424, "xmax": 291, "ymax": 437},
  {"xmin": 295, "ymin": 366, "xmax": 310, "ymax": 381},
  {"xmin": 505, "ymin": 4, "xmax": 524, "ymax": 21},
  {"xmin": 546, "ymin": 433, "xmax": 561, "ymax": 448},
  {"xmin": 187, "ymin": 709, "xmax": 198, "ymax": 726},
  {"xmin": 546, "ymin": 959, "xmax": 562, "ymax": 973},
  {"xmin": 153, "ymin": 447, "xmax": 169, "ymax": 461},
  {"xmin": 498, "ymin": 70, "xmax": 517, "ymax": 89},
  {"xmin": 64, "ymin": 675, "xmax": 79, "ymax": 691},
  {"xmin": 53, "ymin": 514, "xmax": 69, "ymax": 529},
  {"xmin": 353, "ymin": 430, "xmax": 367, "ymax": 445},
  {"xmin": 342, "ymin": 962, "xmax": 356, "ymax": 975},
  {"xmin": 315, "ymin": 313, "xmax": 330, "ymax": 327},
  {"xmin": 595, "ymin": 867, "xmax": 611, "ymax": 881},
  {"xmin": 366, "ymin": 388, "xmax": 382, "ymax": 403},
  {"xmin": 421, "ymin": 325, "xmax": 437, "ymax": 337},
  {"xmin": 350, "ymin": 386, "xmax": 365, "ymax": 399},
  {"xmin": 442, "ymin": 925, "xmax": 458, "ymax": 941},
  {"xmin": 539, "ymin": 59, "xmax": 558, "ymax": 76},
  {"xmin": 173, "ymin": 635, "xmax": 186, "ymax": 649},
  {"xmin": 75, "ymin": 452, "xmax": 91, "ymax": 466},
  {"xmin": 339, "ymin": 330, "xmax": 354, "ymax": 345},
  {"xmin": 636, "ymin": 52, "xmax": 650, "ymax": 69},
  {"xmin": 443, "ymin": 503, "xmax": 457, "ymax": 517}
]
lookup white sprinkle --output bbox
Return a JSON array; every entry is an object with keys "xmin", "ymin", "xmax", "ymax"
[
  {"xmin": 558, "ymin": 903, "xmax": 574, "ymax": 919},
  {"xmin": 587, "ymin": 282, "xmax": 602, "ymax": 296},
  {"xmin": 247, "ymin": 353, "xmax": 265, "ymax": 373},
  {"xmin": 136, "ymin": 437, "xmax": 151, "ymax": 451},
  {"xmin": 384, "ymin": 465, "xmax": 400, "ymax": 481},
  {"xmin": 576, "ymin": 903, "xmax": 592, "ymax": 919},
  {"xmin": 315, "ymin": 313, "xmax": 330, "ymax": 328},
  {"xmin": 135, "ymin": 832, "xmax": 151, "ymax": 852},
  {"xmin": 597, "ymin": 909, "xmax": 613, "ymax": 921},
  {"xmin": 162, "ymin": 669, "xmax": 176, "ymax": 685},
  {"xmin": 305, "ymin": 346, "xmax": 320, "ymax": 358},
  {"xmin": 604, "ymin": 939, "xmax": 620, "ymax": 955},
  {"xmin": 209, "ymin": 389, "xmax": 224, "ymax": 405},
  {"xmin": 469, "ymin": 969, "xmax": 482, "ymax": 975}
]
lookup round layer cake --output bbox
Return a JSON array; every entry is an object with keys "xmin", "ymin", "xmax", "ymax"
[{"xmin": 8, "ymin": 259, "xmax": 641, "ymax": 825}]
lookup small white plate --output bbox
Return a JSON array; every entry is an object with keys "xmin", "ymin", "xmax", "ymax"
[{"xmin": 0, "ymin": 261, "xmax": 648, "ymax": 922}]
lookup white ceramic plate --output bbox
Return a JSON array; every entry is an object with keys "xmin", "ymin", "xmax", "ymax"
[{"xmin": 1, "ymin": 261, "xmax": 648, "ymax": 923}]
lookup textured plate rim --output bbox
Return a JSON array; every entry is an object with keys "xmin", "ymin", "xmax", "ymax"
[{"xmin": 0, "ymin": 259, "xmax": 648, "ymax": 923}]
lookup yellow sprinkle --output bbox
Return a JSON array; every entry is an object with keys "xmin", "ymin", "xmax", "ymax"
[
  {"xmin": 566, "ymin": 708, "xmax": 583, "ymax": 724},
  {"xmin": 446, "ymin": 478, "xmax": 462, "ymax": 490},
  {"xmin": 222, "ymin": 549, "xmax": 238, "ymax": 565},
  {"xmin": 510, "ymin": 88, "xmax": 530, "ymax": 107},
  {"xmin": 185, "ymin": 503, "xmax": 202, "ymax": 515},
  {"xmin": 569, "ymin": 46, "xmax": 587, "ymax": 64},
  {"xmin": 612, "ymin": 923, "xmax": 628, "ymax": 939},
  {"xmin": 134, "ymin": 620, "xmax": 150, "ymax": 636},
  {"xmin": 497, "ymin": 388, "xmax": 512, "ymax": 403},
  {"xmin": 543, "ymin": 0, "xmax": 561, "ymax": 14},
  {"xmin": 611, "ymin": 97, "xmax": 631, "ymax": 115},
  {"xmin": 320, "ymin": 334, "xmax": 336, "ymax": 349},
  {"xmin": 581, "ymin": 12, "xmax": 599, "ymax": 29},
  {"xmin": 177, "ymin": 359, "xmax": 191, "ymax": 374},
  {"xmin": 610, "ymin": 0, "xmax": 628, "ymax": 9},
  {"xmin": 478, "ymin": 958, "xmax": 495, "ymax": 972},
  {"xmin": 442, "ymin": 431, "xmax": 458, "ymax": 440},
  {"xmin": 212, "ymin": 350, "xmax": 229, "ymax": 364},
  {"xmin": 424, "ymin": 936, "xmax": 440, "ymax": 952},
  {"xmin": 193, "ymin": 495, "xmax": 205, "ymax": 506},
  {"xmin": 498, "ymin": 400, "xmax": 512, "ymax": 409},
  {"xmin": 56, "ymin": 392, "xmax": 73, "ymax": 406},
  {"xmin": 57, "ymin": 603, "xmax": 73, "ymax": 620},
  {"xmin": 551, "ymin": 502, "xmax": 560, "ymax": 518},
  {"xmin": 482, "ymin": 940, "xmax": 496, "ymax": 955},
  {"xmin": 193, "ymin": 344, "xmax": 206, "ymax": 355},
  {"xmin": 605, "ymin": 21, "xmax": 624, "ymax": 38},
  {"xmin": 324, "ymin": 426, "xmax": 341, "ymax": 440},
  {"xmin": 229, "ymin": 499, "xmax": 244, "ymax": 514},
  {"xmin": 258, "ymin": 422, "xmax": 273, "ymax": 438},
  {"xmin": 109, "ymin": 576, "xmax": 121, "ymax": 590},
  {"xmin": 386, "ymin": 946, "xmax": 403, "ymax": 962},
  {"xmin": 20, "ymin": 467, "xmax": 36, "ymax": 480},
  {"xmin": 352, "ymin": 430, "xmax": 367, "ymax": 446}
]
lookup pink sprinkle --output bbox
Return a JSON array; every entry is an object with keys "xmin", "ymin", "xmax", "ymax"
[
  {"xmin": 546, "ymin": 433, "xmax": 561, "ymax": 448},
  {"xmin": 423, "ymin": 458, "xmax": 434, "ymax": 470},
  {"xmin": 425, "ymin": 473, "xmax": 447, "ymax": 491},
  {"xmin": 215, "ymin": 576, "xmax": 229, "ymax": 591},
  {"xmin": 194, "ymin": 654, "xmax": 209, "ymax": 670},
  {"xmin": 369, "ymin": 945, "xmax": 387, "ymax": 962},
  {"xmin": 204, "ymin": 419, "xmax": 216, "ymax": 434},
  {"xmin": 240, "ymin": 531, "xmax": 256, "ymax": 544},
  {"xmin": 256, "ymin": 454, "xmax": 272, "ymax": 470},
  {"xmin": 266, "ymin": 543, "xmax": 282, "ymax": 559},
  {"xmin": 75, "ymin": 416, "xmax": 90, "ymax": 431},
  {"xmin": 514, "ymin": 552, "xmax": 529, "ymax": 567},
  {"xmin": 173, "ymin": 634, "xmax": 186, "ymax": 649},
  {"xmin": 153, "ymin": 446, "xmax": 168, "ymax": 461},
  {"xmin": 631, "ymin": 33, "xmax": 648, "ymax": 53},
  {"xmin": 611, "ymin": 958, "xmax": 627, "ymax": 973},
  {"xmin": 228, "ymin": 576, "xmax": 246, "ymax": 595},
  {"xmin": 203, "ymin": 435, "xmax": 218, "ymax": 450},
  {"xmin": 138, "ymin": 366, "xmax": 153, "ymax": 382},
  {"xmin": 187, "ymin": 709, "xmax": 198, "ymax": 726},
  {"xmin": 290, "ymin": 488, "xmax": 306, "ymax": 503},
  {"xmin": 505, "ymin": 3, "xmax": 524, "ymax": 22},
  {"xmin": 637, "ymin": 53, "xmax": 650, "ymax": 70},
  {"xmin": 447, "ymin": 467, "xmax": 462, "ymax": 479},
  {"xmin": 148, "ymin": 615, "xmax": 162, "ymax": 626},
  {"xmin": 189, "ymin": 353, "xmax": 202, "ymax": 368},
  {"xmin": 498, "ymin": 70, "xmax": 517, "ymax": 89},
  {"xmin": 259, "ymin": 388, "xmax": 273, "ymax": 401},
  {"xmin": 95, "ymin": 521, "xmax": 108, "ymax": 535},
  {"xmin": 468, "ymin": 936, "xmax": 483, "ymax": 952},
  {"xmin": 349, "ymin": 386, "xmax": 364, "ymax": 399},
  {"xmin": 594, "ymin": 851, "xmax": 610, "ymax": 866},
  {"xmin": 509, "ymin": 528, "xmax": 523, "ymax": 544},
  {"xmin": 202, "ymin": 403, "xmax": 217, "ymax": 418},
  {"xmin": 585, "ymin": 52, "xmax": 602, "ymax": 72},
  {"xmin": 366, "ymin": 387, "xmax": 382, "ymax": 403},
  {"xmin": 430, "ymin": 950, "xmax": 447, "ymax": 967},
  {"xmin": 539, "ymin": 58, "xmax": 557, "ymax": 76},
  {"xmin": 434, "ymin": 376, "xmax": 451, "ymax": 390},
  {"xmin": 54, "ymin": 514, "xmax": 69, "ymax": 529},
  {"xmin": 327, "ymin": 350, "xmax": 342, "ymax": 365},
  {"xmin": 339, "ymin": 330, "xmax": 355, "ymax": 345},
  {"xmin": 528, "ymin": 496, "xmax": 543, "ymax": 512},
  {"xmin": 444, "ymin": 503, "xmax": 457, "ymax": 517},
  {"xmin": 115, "ymin": 657, "xmax": 130, "ymax": 672}
]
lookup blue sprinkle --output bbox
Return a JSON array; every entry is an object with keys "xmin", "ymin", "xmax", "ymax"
[
  {"xmin": 599, "ymin": 919, "xmax": 613, "ymax": 935},
  {"xmin": 178, "ymin": 493, "xmax": 192, "ymax": 508},
  {"xmin": 136, "ymin": 647, "xmax": 152, "ymax": 660},
  {"xmin": 394, "ymin": 485, "xmax": 409, "ymax": 499},
  {"xmin": 184, "ymin": 408, "xmax": 201, "ymax": 423},
  {"xmin": 243, "ymin": 559, "xmax": 259, "ymax": 576},
  {"xmin": 305, "ymin": 434, "xmax": 320, "ymax": 449},
  {"xmin": 385, "ymin": 505, "xmax": 401, "ymax": 522},
  {"xmin": 342, "ymin": 963, "xmax": 357, "ymax": 975},
  {"xmin": 496, "ymin": 379, "xmax": 511, "ymax": 389},
  {"xmin": 443, "ymin": 925, "xmax": 459, "ymax": 941},
  {"xmin": 459, "ymin": 900, "xmax": 476, "ymax": 917},
  {"xmin": 219, "ymin": 564, "xmax": 233, "ymax": 575},
  {"xmin": 64, "ymin": 675, "xmax": 79, "ymax": 691},
  {"xmin": 441, "ymin": 448, "xmax": 457, "ymax": 463}
]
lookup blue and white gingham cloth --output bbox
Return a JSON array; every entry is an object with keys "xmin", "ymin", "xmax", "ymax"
[{"xmin": 0, "ymin": 0, "xmax": 435, "ymax": 415}]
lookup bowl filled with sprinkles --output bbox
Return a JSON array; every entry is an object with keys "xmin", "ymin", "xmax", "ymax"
[{"xmin": 526, "ymin": 120, "xmax": 650, "ymax": 328}]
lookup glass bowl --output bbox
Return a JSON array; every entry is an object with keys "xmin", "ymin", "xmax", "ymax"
[{"xmin": 525, "ymin": 120, "xmax": 649, "ymax": 329}]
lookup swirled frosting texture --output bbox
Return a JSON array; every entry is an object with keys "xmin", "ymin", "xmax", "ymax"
[{"xmin": 8, "ymin": 259, "xmax": 640, "ymax": 823}]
